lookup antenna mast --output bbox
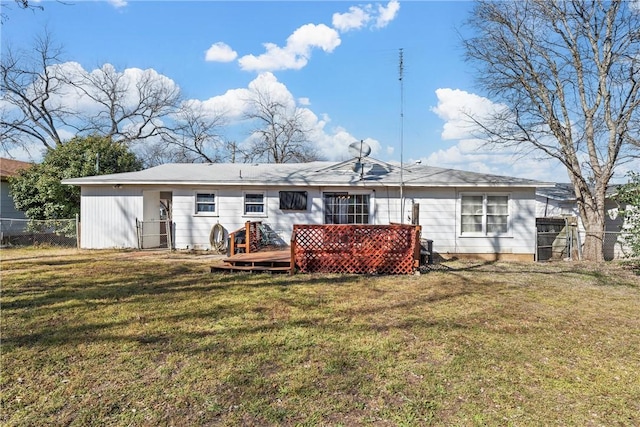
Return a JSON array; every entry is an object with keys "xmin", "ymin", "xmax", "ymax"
[{"xmin": 399, "ymin": 48, "xmax": 405, "ymax": 224}]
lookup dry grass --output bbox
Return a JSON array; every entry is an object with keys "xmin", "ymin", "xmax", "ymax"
[{"xmin": 1, "ymin": 248, "xmax": 639, "ymax": 426}]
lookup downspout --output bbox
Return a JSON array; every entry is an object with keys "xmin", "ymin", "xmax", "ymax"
[
  {"xmin": 454, "ymin": 187, "xmax": 459, "ymax": 255},
  {"xmin": 544, "ymin": 197, "xmax": 549, "ymax": 217}
]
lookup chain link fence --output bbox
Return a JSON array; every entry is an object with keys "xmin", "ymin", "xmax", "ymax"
[
  {"xmin": 537, "ymin": 226, "xmax": 630, "ymax": 261},
  {"xmin": 602, "ymin": 231, "xmax": 632, "ymax": 261},
  {"xmin": 0, "ymin": 218, "xmax": 78, "ymax": 248}
]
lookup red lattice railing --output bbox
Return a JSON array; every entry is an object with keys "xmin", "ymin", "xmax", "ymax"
[{"xmin": 291, "ymin": 224, "xmax": 421, "ymax": 275}]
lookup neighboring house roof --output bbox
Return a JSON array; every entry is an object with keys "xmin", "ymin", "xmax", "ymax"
[
  {"xmin": 62, "ymin": 158, "xmax": 552, "ymax": 188},
  {"xmin": 0, "ymin": 158, "xmax": 32, "ymax": 181},
  {"xmin": 536, "ymin": 183, "xmax": 621, "ymax": 201},
  {"xmin": 536, "ymin": 183, "xmax": 576, "ymax": 201}
]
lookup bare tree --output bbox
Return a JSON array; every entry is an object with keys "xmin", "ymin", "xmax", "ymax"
[
  {"xmin": 243, "ymin": 87, "xmax": 320, "ymax": 163},
  {"xmin": 160, "ymin": 102, "xmax": 231, "ymax": 163},
  {"xmin": 463, "ymin": 0, "xmax": 640, "ymax": 261},
  {"xmin": 1, "ymin": 31, "xmax": 72, "ymax": 150},
  {"xmin": 1, "ymin": 0, "xmax": 44, "ymax": 23},
  {"xmin": 1, "ymin": 31, "xmax": 182, "ymax": 158},
  {"xmin": 68, "ymin": 64, "xmax": 181, "ymax": 144}
]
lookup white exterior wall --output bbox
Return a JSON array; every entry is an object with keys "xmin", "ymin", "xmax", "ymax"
[
  {"xmin": 80, "ymin": 186, "xmax": 143, "ymax": 248},
  {"xmin": 171, "ymin": 185, "xmax": 389, "ymax": 250},
  {"xmin": 535, "ymin": 196, "xmax": 579, "ymax": 218},
  {"xmin": 78, "ymin": 184, "xmax": 538, "ymax": 257},
  {"xmin": 409, "ymin": 187, "xmax": 537, "ymax": 257},
  {"xmin": 171, "ymin": 186, "xmax": 330, "ymax": 250}
]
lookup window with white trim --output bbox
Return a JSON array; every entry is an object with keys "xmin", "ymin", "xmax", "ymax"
[
  {"xmin": 323, "ymin": 192, "xmax": 370, "ymax": 224},
  {"xmin": 460, "ymin": 194, "xmax": 509, "ymax": 235},
  {"xmin": 244, "ymin": 192, "xmax": 265, "ymax": 215},
  {"xmin": 195, "ymin": 193, "xmax": 216, "ymax": 214}
]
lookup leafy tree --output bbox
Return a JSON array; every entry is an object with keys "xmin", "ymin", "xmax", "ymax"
[
  {"xmin": 614, "ymin": 172, "xmax": 640, "ymax": 258},
  {"xmin": 9, "ymin": 135, "xmax": 142, "ymax": 221},
  {"xmin": 462, "ymin": 0, "xmax": 640, "ymax": 261}
]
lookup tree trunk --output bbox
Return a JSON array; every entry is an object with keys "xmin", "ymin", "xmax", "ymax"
[
  {"xmin": 575, "ymin": 183, "xmax": 607, "ymax": 262},
  {"xmin": 581, "ymin": 215, "xmax": 605, "ymax": 262}
]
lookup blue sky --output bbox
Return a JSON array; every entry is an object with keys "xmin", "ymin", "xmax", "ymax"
[{"xmin": 3, "ymin": 0, "xmax": 633, "ymax": 182}]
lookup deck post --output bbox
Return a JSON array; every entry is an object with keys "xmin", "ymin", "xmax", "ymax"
[
  {"xmin": 413, "ymin": 225, "xmax": 422, "ymax": 267},
  {"xmin": 229, "ymin": 231, "xmax": 236, "ymax": 255},
  {"xmin": 289, "ymin": 228, "xmax": 296, "ymax": 275},
  {"xmin": 245, "ymin": 221, "xmax": 251, "ymax": 254}
]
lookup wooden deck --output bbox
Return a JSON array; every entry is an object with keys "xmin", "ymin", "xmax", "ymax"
[{"xmin": 210, "ymin": 250, "xmax": 292, "ymax": 274}]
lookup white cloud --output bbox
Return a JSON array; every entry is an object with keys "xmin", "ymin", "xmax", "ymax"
[
  {"xmin": 1, "ymin": 61, "xmax": 182, "ymax": 152},
  {"xmin": 332, "ymin": 5, "xmax": 372, "ymax": 32},
  {"xmin": 428, "ymin": 88, "xmax": 568, "ymax": 181},
  {"xmin": 417, "ymin": 138, "xmax": 565, "ymax": 181},
  {"xmin": 107, "ymin": 0, "xmax": 127, "ymax": 9},
  {"xmin": 234, "ymin": 1, "xmax": 399, "ymax": 72},
  {"xmin": 192, "ymin": 87, "xmax": 250, "ymax": 121},
  {"xmin": 375, "ymin": 0, "xmax": 400, "ymax": 29},
  {"xmin": 308, "ymin": 122, "xmax": 382, "ymax": 161},
  {"xmin": 185, "ymin": 72, "xmax": 381, "ymax": 161},
  {"xmin": 205, "ymin": 42, "xmax": 238, "ymax": 62},
  {"xmin": 431, "ymin": 88, "xmax": 507, "ymax": 140},
  {"xmin": 332, "ymin": 1, "xmax": 400, "ymax": 33},
  {"xmin": 238, "ymin": 24, "xmax": 341, "ymax": 72},
  {"xmin": 2, "ymin": 59, "xmax": 380, "ymax": 165}
]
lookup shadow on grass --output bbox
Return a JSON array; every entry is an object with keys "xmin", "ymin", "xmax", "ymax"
[
  {"xmin": 2, "ymin": 271, "xmax": 473, "ymax": 353},
  {"xmin": 1, "ymin": 268, "xmax": 240, "ymax": 310},
  {"xmin": 428, "ymin": 259, "xmax": 640, "ymax": 289},
  {"xmin": 4, "ymin": 251, "xmax": 637, "ymax": 355}
]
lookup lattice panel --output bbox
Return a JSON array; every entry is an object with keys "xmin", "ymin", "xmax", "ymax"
[{"xmin": 292, "ymin": 224, "xmax": 420, "ymax": 275}]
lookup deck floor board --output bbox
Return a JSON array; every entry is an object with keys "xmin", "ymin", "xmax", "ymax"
[{"xmin": 211, "ymin": 249, "xmax": 291, "ymax": 274}]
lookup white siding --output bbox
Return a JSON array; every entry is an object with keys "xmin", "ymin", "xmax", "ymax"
[
  {"xmin": 407, "ymin": 188, "xmax": 457, "ymax": 253},
  {"xmin": 410, "ymin": 187, "xmax": 537, "ymax": 257},
  {"xmin": 535, "ymin": 196, "xmax": 579, "ymax": 218},
  {"xmin": 171, "ymin": 186, "xmax": 328, "ymax": 250},
  {"xmin": 78, "ymin": 183, "xmax": 539, "ymax": 257},
  {"xmin": 80, "ymin": 186, "xmax": 142, "ymax": 248}
]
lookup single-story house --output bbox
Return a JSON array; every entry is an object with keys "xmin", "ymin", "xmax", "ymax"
[
  {"xmin": 536, "ymin": 183, "xmax": 630, "ymax": 260},
  {"xmin": 62, "ymin": 157, "xmax": 552, "ymax": 261},
  {"xmin": 1, "ymin": 158, "xmax": 32, "ymax": 236}
]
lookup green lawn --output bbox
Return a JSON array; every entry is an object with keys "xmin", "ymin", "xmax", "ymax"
[{"xmin": 1, "ymin": 248, "xmax": 639, "ymax": 426}]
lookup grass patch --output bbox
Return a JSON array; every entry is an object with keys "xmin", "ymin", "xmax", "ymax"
[{"xmin": 2, "ymin": 248, "xmax": 639, "ymax": 426}]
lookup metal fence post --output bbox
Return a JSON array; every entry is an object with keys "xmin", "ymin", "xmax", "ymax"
[{"xmin": 76, "ymin": 214, "xmax": 80, "ymax": 249}]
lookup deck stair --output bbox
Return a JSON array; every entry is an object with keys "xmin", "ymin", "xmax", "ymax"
[{"xmin": 211, "ymin": 250, "xmax": 291, "ymax": 274}]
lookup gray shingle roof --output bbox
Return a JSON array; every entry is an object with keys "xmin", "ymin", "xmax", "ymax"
[
  {"xmin": 62, "ymin": 158, "xmax": 551, "ymax": 188},
  {"xmin": 536, "ymin": 182, "xmax": 621, "ymax": 200}
]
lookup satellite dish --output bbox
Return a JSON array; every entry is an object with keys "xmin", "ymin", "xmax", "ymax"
[{"xmin": 348, "ymin": 140, "xmax": 372, "ymax": 159}]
